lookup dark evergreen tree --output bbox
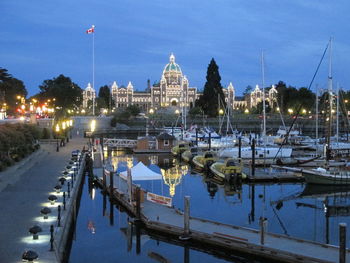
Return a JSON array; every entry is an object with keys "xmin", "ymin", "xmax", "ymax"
[
  {"xmin": 198, "ymin": 58, "xmax": 226, "ymax": 117},
  {"xmin": 98, "ymin": 85, "xmax": 111, "ymax": 110}
]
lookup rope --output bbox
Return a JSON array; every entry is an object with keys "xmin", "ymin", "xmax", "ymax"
[{"xmin": 274, "ymin": 40, "xmax": 330, "ymax": 160}]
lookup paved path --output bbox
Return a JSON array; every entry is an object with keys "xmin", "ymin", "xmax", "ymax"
[{"xmin": 0, "ymin": 137, "xmax": 87, "ymax": 263}]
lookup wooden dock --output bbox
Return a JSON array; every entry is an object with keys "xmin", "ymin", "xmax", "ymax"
[
  {"xmin": 95, "ymin": 168, "xmax": 350, "ymax": 263},
  {"xmin": 244, "ymin": 167, "xmax": 304, "ymax": 183}
]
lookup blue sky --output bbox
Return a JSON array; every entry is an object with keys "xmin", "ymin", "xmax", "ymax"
[{"xmin": 1, "ymin": 0, "xmax": 350, "ymax": 96}]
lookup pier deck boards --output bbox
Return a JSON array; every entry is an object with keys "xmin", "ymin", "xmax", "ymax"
[
  {"xmin": 98, "ymin": 170, "xmax": 350, "ymax": 263},
  {"xmin": 244, "ymin": 167, "xmax": 304, "ymax": 182}
]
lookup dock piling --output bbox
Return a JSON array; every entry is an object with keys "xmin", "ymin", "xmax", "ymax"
[
  {"xmin": 208, "ymin": 132, "xmax": 211, "ymax": 150},
  {"xmin": 179, "ymin": 196, "xmax": 191, "ymax": 240},
  {"xmin": 339, "ymin": 223, "xmax": 347, "ymax": 263},
  {"xmin": 135, "ymin": 186, "xmax": 141, "ymax": 221},
  {"xmin": 238, "ymin": 136, "xmax": 242, "ymax": 159},
  {"xmin": 109, "ymin": 171, "xmax": 114, "ymax": 194},
  {"xmin": 251, "ymin": 138, "xmax": 256, "ymax": 178},
  {"xmin": 260, "ymin": 217, "xmax": 267, "ymax": 245}
]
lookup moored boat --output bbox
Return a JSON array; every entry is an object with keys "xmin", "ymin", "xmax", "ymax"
[
  {"xmin": 171, "ymin": 142, "xmax": 189, "ymax": 156},
  {"xmin": 192, "ymin": 151, "xmax": 217, "ymax": 170},
  {"xmin": 210, "ymin": 158, "xmax": 246, "ymax": 182},
  {"xmin": 181, "ymin": 147, "xmax": 199, "ymax": 163},
  {"xmin": 302, "ymin": 168, "xmax": 350, "ymax": 185}
]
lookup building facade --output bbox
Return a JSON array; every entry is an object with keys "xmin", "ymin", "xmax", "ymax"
[{"xmin": 82, "ymin": 54, "xmax": 278, "ymax": 113}]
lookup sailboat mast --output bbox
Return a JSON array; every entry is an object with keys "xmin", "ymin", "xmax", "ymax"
[
  {"xmin": 327, "ymin": 38, "xmax": 333, "ymax": 148},
  {"xmin": 336, "ymin": 83, "xmax": 339, "ymax": 144},
  {"xmin": 326, "ymin": 38, "xmax": 333, "ymax": 159},
  {"xmin": 261, "ymin": 51, "xmax": 266, "ymax": 144},
  {"xmin": 315, "ymin": 85, "xmax": 319, "ymax": 153}
]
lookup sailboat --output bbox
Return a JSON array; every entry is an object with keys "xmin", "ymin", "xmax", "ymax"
[
  {"xmin": 218, "ymin": 52, "xmax": 293, "ymax": 161},
  {"xmin": 297, "ymin": 38, "xmax": 350, "ymax": 184}
]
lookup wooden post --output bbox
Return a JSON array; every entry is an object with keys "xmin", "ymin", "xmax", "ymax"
[
  {"xmin": 195, "ymin": 129, "xmax": 198, "ymax": 146},
  {"xmin": 127, "ymin": 167, "xmax": 133, "ymax": 204},
  {"xmin": 103, "ymin": 169, "xmax": 107, "ymax": 190},
  {"xmin": 251, "ymin": 138, "xmax": 255, "ymax": 178},
  {"xmin": 260, "ymin": 217, "xmax": 267, "ymax": 245},
  {"xmin": 135, "ymin": 186, "xmax": 141, "ymax": 221},
  {"xmin": 238, "ymin": 136, "xmax": 242, "ymax": 159},
  {"xmin": 180, "ymin": 196, "xmax": 191, "ymax": 240},
  {"xmin": 208, "ymin": 132, "xmax": 211, "ymax": 150},
  {"xmin": 109, "ymin": 171, "xmax": 114, "ymax": 195},
  {"xmin": 339, "ymin": 223, "xmax": 346, "ymax": 263}
]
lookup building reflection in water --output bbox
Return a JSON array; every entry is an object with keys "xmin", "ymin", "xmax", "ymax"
[
  {"xmin": 109, "ymin": 151, "xmax": 189, "ymax": 197},
  {"xmin": 160, "ymin": 159, "xmax": 188, "ymax": 197}
]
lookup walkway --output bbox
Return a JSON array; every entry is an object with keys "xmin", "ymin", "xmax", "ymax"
[{"xmin": 0, "ymin": 137, "xmax": 87, "ymax": 263}]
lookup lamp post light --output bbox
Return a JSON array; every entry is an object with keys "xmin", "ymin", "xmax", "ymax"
[
  {"xmin": 29, "ymin": 225, "xmax": 42, "ymax": 240},
  {"xmin": 48, "ymin": 195, "xmax": 58, "ymax": 205},
  {"xmin": 40, "ymin": 207, "xmax": 51, "ymax": 219}
]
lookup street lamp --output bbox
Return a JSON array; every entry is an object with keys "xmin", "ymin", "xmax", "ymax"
[{"xmin": 219, "ymin": 109, "xmax": 224, "ymax": 115}]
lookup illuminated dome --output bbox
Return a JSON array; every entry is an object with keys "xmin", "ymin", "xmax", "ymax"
[{"xmin": 162, "ymin": 53, "xmax": 183, "ymax": 86}]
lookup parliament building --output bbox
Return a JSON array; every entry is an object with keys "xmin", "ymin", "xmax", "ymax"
[{"xmin": 82, "ymin": 54, "xmax": 277, "ymax": 113}]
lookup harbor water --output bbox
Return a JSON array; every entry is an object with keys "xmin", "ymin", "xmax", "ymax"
[{"xmin": 68, "ymin": 152, "xmax": 350, "ymax": 262}]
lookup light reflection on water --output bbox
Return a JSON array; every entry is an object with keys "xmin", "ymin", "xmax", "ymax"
[{"xmin": 69, "ymin": 152, "xmax": 350, "ymax": 262}]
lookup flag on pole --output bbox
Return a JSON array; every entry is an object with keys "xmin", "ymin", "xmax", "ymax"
[{"xmin": 86, "ymin": 25, "xmax": 95, "ymax": 34}]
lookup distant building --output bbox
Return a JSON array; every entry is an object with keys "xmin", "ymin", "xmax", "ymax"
[
  {"xmin": 248, "ymin": 84, "xmax": 278, "ymax": 109},
  {"xmin": 81, "ymin": 54, "xmax": 278, "ymax": 112}
]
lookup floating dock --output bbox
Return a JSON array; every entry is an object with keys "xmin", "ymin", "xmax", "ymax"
[{"xmin": 96, "ymin": 166, "xmax": 350, "ymax": 263}]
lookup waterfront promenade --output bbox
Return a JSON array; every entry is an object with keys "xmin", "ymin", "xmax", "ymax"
[{"xmin": 0, "ymin": 137, "xmax": 87, "ymax": 263}]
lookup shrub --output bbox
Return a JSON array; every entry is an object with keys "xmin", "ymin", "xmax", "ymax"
[{"xmin": 41, "ymin": 128, "xmax": 51, "ymax": 139}]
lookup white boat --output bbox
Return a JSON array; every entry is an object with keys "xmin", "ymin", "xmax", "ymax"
[
  {"xmin": 218, "ymin": 146, "xmax": 292, "ymax": 159},
  {"xmin": 302, "ymin": 167, "xmax": 350, "ymax": 185}
]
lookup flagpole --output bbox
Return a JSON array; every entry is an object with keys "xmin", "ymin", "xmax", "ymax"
[{"xmin": 92, "ymin": 25, "xmax": 95, "ymax": 116}]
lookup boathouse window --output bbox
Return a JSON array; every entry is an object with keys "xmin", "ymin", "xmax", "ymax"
[{"xmin": 164, "ymin": 140, "xmax": 169, "ymax": 146}]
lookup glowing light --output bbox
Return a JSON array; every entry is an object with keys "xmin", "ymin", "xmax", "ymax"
[
  {"xmin": 90, "ymin": 120, "xmax": 96, "ymax": 132},
  {"xmin": 62, "ymin": 122, "xmax": 66, "ymax": 130},
  {"xmin": 69, "ymin": 120, "xmax": 73, "ymax": 126},
  {"xmin": 55, "ymin": 124, "xmax": 60, "ymax": 132},
  {"xmin": 302, "ymin": 109, "xmax": 306, "ymax": 114},
  {"xmin": 244, "ymin": 108, "xmax": 249, "ymax": 114},
  {"xmin": 21, "ymin": 235, "xmax": 50, "ymax": 244},
  {"xmin": 219, "ymin": 109, "xmax": 224, "ymax": 115},
  {"xmin": 175, "ymin": 109, "xmax": 180, "ymax": 114},
  {"xmin": 19, "ymin": 116, "xmax": 25, "ymax": 121},
  {"xmin": 149, "ymin": 108, "xmax": 154, "ymax": 114},
  {"xmin": 288, "ymin": 108, "xmax": 293, "ymax": 114},
  {"xmin": 276, "ymin": 107, "xmax": 280, "ymax": 112}
]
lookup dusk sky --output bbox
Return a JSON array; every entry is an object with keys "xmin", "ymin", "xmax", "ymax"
[{"xmin": 1, "ymin": 1, "xmax": 350, "ymax": 96}]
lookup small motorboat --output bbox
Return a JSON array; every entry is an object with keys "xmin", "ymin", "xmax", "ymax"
[
  {"xmin": 181, "ymin": 147, "xmax": 199, "ymax": 163},
  {"xmin": 192, "ymin": 151, "xmax": 217, "ymax": 170},
  {"xmin": 171, "ymin": 142, "xmax": 189, "ymax": 156},
  {"xmin": 210, "ymin": 158, "xmax": 246, "ymax": 182}
]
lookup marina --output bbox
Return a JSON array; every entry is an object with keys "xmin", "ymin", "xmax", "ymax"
[{"xmin": 67, "ymin": 143, "xmax": 350, "ymax": 262}]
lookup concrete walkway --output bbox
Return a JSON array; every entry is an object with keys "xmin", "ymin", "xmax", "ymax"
[{"xmin": 0, "ymin": 137, "xmax": 87, "ymax": 263}]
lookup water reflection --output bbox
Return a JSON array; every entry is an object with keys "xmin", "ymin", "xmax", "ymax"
[{"xmin": 69, "ymin": 150, "xmax": 350, "ymax": 263}]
